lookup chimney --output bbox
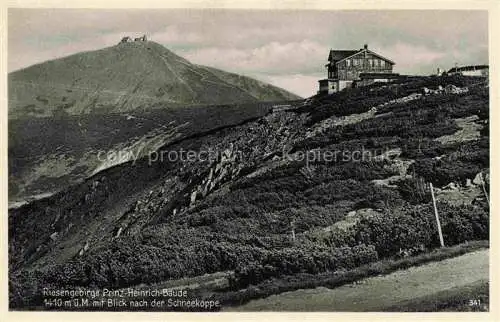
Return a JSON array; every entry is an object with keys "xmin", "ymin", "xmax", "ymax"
[{"xmin": 364, "ymin": 44, "xmax": 368, "ymax": 50}]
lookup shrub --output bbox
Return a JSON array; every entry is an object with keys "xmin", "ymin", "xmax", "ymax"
[
  {"xmin": 353, "ymin": 203, "xmax": 488, "ymax": 257},
  {"xmin": 231, "ymin": 244, "xmax": 378, "ymax": 288}
]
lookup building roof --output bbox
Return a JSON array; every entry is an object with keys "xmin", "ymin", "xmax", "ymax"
[
  {"xmin": 448, "ymin": 65, "xmax": 489, "ymax": 73},
  {"xmin": 328, "ymin": 50, "xmax": 360, "ymax": 61}
]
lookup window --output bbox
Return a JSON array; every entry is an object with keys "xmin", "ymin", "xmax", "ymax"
[
  {"xmin": 380, "ymin": 60, "xmax": 385, "ymax": 68},
  {"xmin": 346, "ymin": 59, "xmax": 351, "ymax": 67}
]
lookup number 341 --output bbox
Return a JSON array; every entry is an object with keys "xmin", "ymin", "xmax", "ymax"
[{"xmin": 468, "ymin": 299, "xmax": 482, "ymax": 306}]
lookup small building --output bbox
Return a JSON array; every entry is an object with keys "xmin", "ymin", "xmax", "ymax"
[
  {"xmin": 119, "ymin": 36, "xmax": 133, "ymax": 44},
  {"xmin": 134, "ymin": 35, "xmax": 148, "ymax": 42},
  {"xmin": 447, "ymin": 65, "xmax": 488, "ymax": 77},
  {"xmin": 318, "ymin": 44, "xmax": 396, "ymax": 94},
  {"xmin": 118, "ymin": 35, "xmax": 149, "ymax": 45}
]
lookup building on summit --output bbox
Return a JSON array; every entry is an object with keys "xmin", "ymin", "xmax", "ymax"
[
  {"xmin": 119, "ymin": 35, "xmax": 148, "ymax": 44},
  {"xmin": 318, "ymin": 44, "xmax": 398, "ymax": 94},
  {"xmin": 134, "ymin": 35, "xmax": 148, "ymax": 42},
  {"xmin": 120, "ymin": 36, "xmax": 133, "ymax": 43}
]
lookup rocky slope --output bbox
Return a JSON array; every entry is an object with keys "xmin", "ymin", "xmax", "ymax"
[{"xmin": 8, "ymin": 102, "xmax": 283, "ymax": 206}]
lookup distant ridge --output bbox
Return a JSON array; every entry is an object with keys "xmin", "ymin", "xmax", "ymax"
[{"xmin": 8, "ymin": 41, "xmax": 301, "ymax": 119}]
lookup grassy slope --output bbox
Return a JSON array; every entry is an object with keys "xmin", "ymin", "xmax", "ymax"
[
  {"xmin": 8, "ymin": 41, "xmax": 300, "ymax": 119},
  {"xmin": 198, "ymin": 65, "xmax": 301, "ymax": 101},
  {"xmin": 230, "ymin": 248, "xmax": 489, "ymax": 311}
]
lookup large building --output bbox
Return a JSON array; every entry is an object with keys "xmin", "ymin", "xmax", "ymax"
[
  {"xmin": 318, "ymin": 44, "xmax": 397, "ymax": 94},
  {"xmin": 447, "ymin": 65, "xmax": 489, "ymax": 77}
]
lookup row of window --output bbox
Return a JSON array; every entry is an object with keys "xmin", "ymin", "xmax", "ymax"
[{"xmin": 346, "ymin": 58, "xmax": 387, "ymax": 67}]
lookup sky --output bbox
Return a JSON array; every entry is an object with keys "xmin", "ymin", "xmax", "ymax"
[{"xmin": 8, "ymin": 9, "xmax": 488, "ymax": 97}]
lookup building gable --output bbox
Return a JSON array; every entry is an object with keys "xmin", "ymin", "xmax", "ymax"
[
  {"xmin": 337, "ymin": 49, "xmax": 395, "ymax": 65},
  {"xmin": 319, "ymin": 44, "xmax": 397, "ymax": 94}
]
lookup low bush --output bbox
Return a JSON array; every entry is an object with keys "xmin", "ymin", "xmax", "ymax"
[
  {"xmin": 353, "ymin": 203, "xmax": 488, "ymax": 257},
  {"xmin": 230, "ymin": 244, "xmax": 378, "ymax": 288},
  {"xmin": 218, "ymin": 240, "xmax": 488, "ymax": 308},
  {"xmin": 411, "ymin": 139, "xmax": 488, "ymax": 186}
]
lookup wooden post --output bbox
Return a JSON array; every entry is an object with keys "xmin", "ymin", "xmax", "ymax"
[
  {"xmin": 291, "ymin": 219, "xmax": 296, "ymax": 243},
  {"xmin": 430, "ymin": 183, "xmax": 445, "ymax": 247},
  {"xmin": 480, "ymin": 172, "xmax": 490, "ymax": 206}
]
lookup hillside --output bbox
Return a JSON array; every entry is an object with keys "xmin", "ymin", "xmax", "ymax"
[
  {"xmin": 8, "ymin": 75, "xmax": 489, "ymax": 310},
  {"xmin": 8, "ymin": 40, "xmax": 301, "ymax": 204},
  {"xmin": 8, "ymin": 102, "xmax": 286, "ymax": 206},
  {"xmin": 8, "ymin": 41, "xmax": 300, "ymax": 119}
]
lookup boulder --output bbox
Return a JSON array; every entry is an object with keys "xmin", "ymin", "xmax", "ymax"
[
  {"xmin": 443, "ymin": 182, "xmax": 459, "ymax": 190},
  {"xmin": 202, "ymin": 183, "xmax": 209, "ymax": 197},
  {"xmin": 190, "ymin": 190, "xmax": 197, "ymax": 205},
  {"xmin": 444, "ymin": 84, "xmax": 463, "ymax": 94},
  {"xmin": 79, "ymin": 241, "xmax": 90, "ymax": 256},
  {"xmin": 49, "ymin": 232, "xmax": 59, "ymax": 241},
  {"xmin": 473, "ymin": 172, "xmax": 485, "ymax": 185}
]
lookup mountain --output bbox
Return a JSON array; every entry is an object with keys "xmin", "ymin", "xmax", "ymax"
[
  {"xmin": 8, "ymin": 40, "xmax": 300, "ymax": 119},
  {"xmin": 8, "ymin": 75, "xmax": 489, "ymax": 310},
  {"xmin": 8, "ymin": 40, "xmax": 301, "ymax": 205}
]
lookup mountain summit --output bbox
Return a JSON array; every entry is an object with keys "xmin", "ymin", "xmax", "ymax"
[{"xmin": 8, "ymin": 41, "xmax": 300, "ymax": 118}]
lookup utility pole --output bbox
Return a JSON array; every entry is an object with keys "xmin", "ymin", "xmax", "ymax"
[{"xmin": 429, "ymin": 183, "xmax": 445, "ymax": 247}]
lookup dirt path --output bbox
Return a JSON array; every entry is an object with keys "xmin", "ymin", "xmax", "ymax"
[{"xmin": 232, "ymin": 249, "xmax": 489, "ymax": 311}]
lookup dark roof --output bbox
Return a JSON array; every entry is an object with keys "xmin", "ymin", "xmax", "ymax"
[
  {"xmin": 328, "ymin": 50, "xmax": 359, "ymax": 61},
  {"xmin": 448, "ymin": 65, "xmax": 488, "ymax": 73},
  {"xmin": 359, "ymin": 72, "xmax": 400, "ymax": 79}
]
